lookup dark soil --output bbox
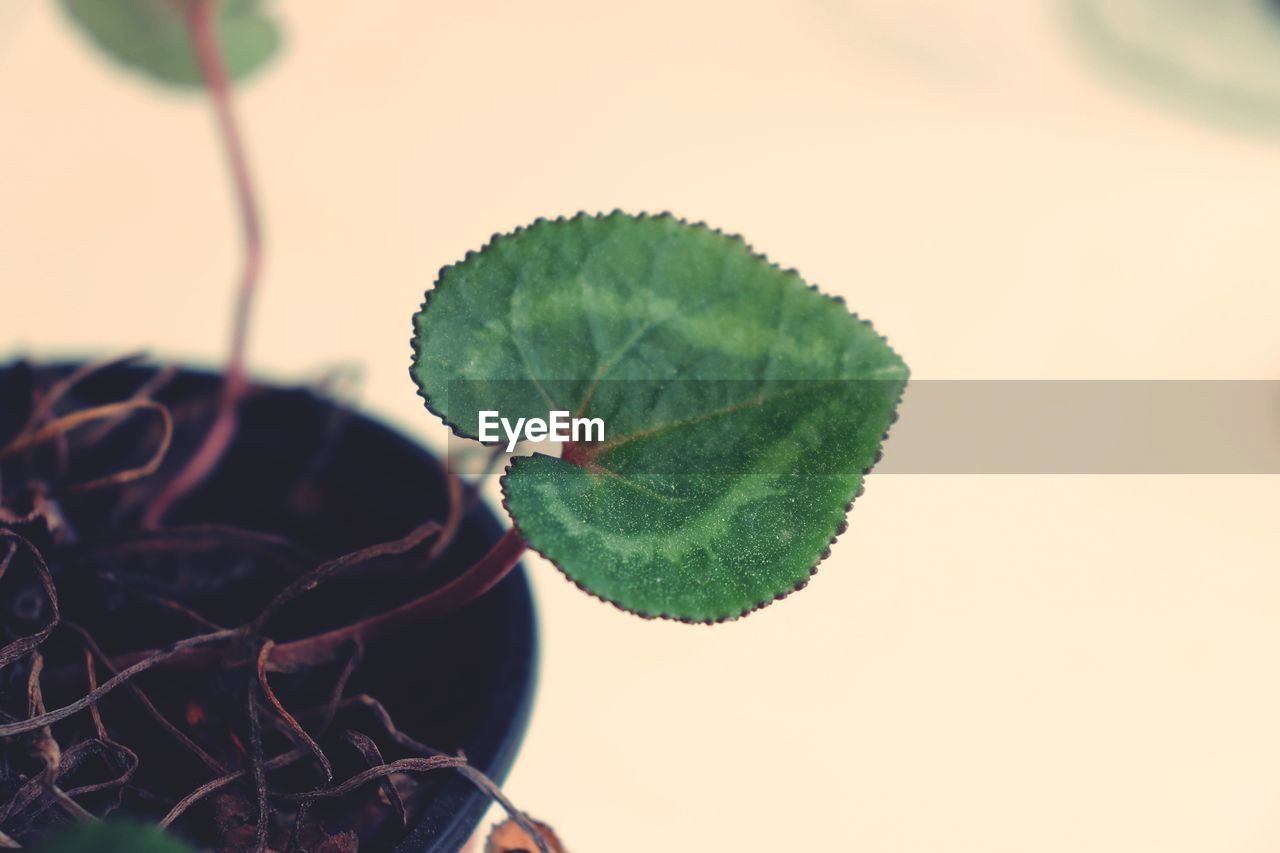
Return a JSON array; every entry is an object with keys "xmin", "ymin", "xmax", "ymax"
[{"xmin": 0, "ymin": 359, "xmax": 536, "ymax": 852}]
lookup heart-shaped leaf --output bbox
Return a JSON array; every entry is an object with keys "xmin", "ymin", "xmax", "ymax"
[
  {"xmin": 35, "ymin": 820, "xmax": 195, "ymax": 853},
  {"xmin": 60, "ymin": 0, "xmax": 280, "ymax": 88},
  {"xmin": 412, "ymin": 213, "xmax": 907, "ymax": 622}
]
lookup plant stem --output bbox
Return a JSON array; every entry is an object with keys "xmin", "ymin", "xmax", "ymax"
[
  {"xmin": 144, "ymin": 0, "xmax": 263, "ymax": 528},
  {"xmin": 268, "ymin": 528, "xmax": 529, "ymax": 671}
]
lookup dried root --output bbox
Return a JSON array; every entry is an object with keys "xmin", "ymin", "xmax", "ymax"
[{"xmin": 0, "ymin": 362, "xmax": 543, "ymax": 850}]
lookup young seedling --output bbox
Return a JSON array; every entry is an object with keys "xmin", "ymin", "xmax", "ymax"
[
  {"xmin": 5, "ymin": 3, "xmax": 908, "ymax": 851},
  {"xmin": 59, "ymin": 0, "xmax": 280, "ymax": 529}
]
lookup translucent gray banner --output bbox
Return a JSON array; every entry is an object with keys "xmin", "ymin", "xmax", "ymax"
[{"xmin": 441, "ymin": 380, "xmax": 1280, "ymax": 475}]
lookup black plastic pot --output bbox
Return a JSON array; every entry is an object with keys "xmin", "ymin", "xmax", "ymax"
[{"xmin": 0, "ymin": 362, "xmax": 538, "ymax": 852}]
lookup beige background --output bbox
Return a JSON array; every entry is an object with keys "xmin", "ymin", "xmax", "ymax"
[{"xmin": 3, "ymin": 1, "xmax": 1280, "ymax": 850}]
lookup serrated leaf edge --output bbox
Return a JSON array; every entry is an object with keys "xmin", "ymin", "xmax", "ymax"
[
  {"xmin": 409, "ymin": 210, "xmax": 909, "ymax": 622},
  {"xmin": 409, "ymin": 210, "xmax": 906, "ymax": 442}
]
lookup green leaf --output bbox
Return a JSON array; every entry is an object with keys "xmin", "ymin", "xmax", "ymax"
[
  {"xmin": 34, "ymin": 820, "xmax": 195, "ymax": 853},
  {"xmin": 412, "ymin": 213, "xmax": 908, "ymax": 622},
  {"xmin": 60, "ymin": 0, "xmax": 281, "ymax": 88}
]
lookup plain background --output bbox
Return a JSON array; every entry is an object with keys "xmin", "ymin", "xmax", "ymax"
[{"xmin": 3, "ymin": 1, "xmax": 1280, "ymax": 850}]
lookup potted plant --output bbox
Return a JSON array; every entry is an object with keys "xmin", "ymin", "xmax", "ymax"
[{"xmin": 1, "ymin": 2, "xmax": 908, "ymax": 851}]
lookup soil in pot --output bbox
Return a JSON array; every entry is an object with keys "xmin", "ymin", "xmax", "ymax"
[{"xmin": 0, "ymin": 359, "xmax": 537, "ymax": 851}]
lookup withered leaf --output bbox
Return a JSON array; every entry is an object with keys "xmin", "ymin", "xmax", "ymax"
[{"xmin": 485, "ymin": 815, "xmax": 566, "ymax": 853}]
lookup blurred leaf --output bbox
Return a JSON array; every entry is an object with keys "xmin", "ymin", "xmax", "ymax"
[
  {"xmin": 1069, "ymin": 0, "xmax": 1280, "ymax": 135},
  {"xmin": 59, "ymin": 0, "xmax": 281, "ymax": 88},
  {"xmin": 34, "ymin": 820, "xmax": 195, "ymax": 853},
  {"xmin": 412, "ymin": 213, "xmax": 908, "ymax": 622}
]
